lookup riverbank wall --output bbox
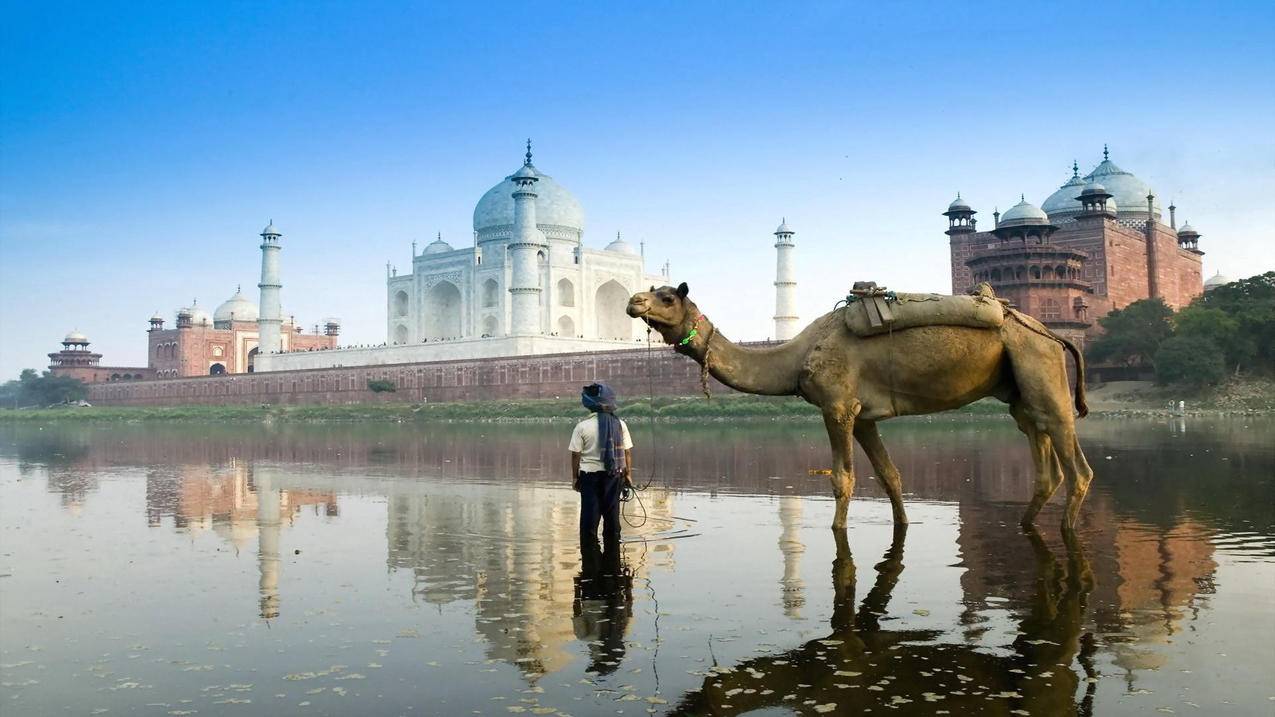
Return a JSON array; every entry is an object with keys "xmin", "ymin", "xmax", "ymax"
[{"xmin": 85, "ymin": 344, "xmax": 751, "ymax": 407}]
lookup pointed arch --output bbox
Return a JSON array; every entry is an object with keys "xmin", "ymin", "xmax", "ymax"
[
  {"xmin": 423, "ymin": 281, "xmax": 462, "ymax": 340},
  {"xmin": 557, "ymin": 315, "xmax": 575, "ymax": 336},
  {"xmin": 557, "ymin": 278, "xmax": 575, "ymax": 306},
  {"xmin": 482, "ymin": 278, "xmax": 499, "ymax": 308},
  {"xmin": 594, "ymin": 280, "xmax": 631, "ymax": 340}
]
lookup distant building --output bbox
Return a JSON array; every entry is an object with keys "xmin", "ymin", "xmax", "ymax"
[
  {"xmin": 946, "ymin": 147, "xmax": 1205, "ymax": 347},
  {"xmin": 47, "ymin": 330, "xmax": 151, "ymax": 383},
  {"xmin": 50, "ymin": 223, "xmax": 339, "ymax": 382}
]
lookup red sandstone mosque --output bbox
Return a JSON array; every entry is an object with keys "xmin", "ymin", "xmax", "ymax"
[
  {"xmin": 946, "ymin": 146, "xmax": 1209, "ymax": 348},
  {"xmin": 49, "ymin": 223, "xmax": 339, "ymax": 383}
]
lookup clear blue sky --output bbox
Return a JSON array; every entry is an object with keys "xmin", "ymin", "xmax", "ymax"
[{"xmin": 2, "ymin": 1, "xmax": 1273, "ymax": 378}]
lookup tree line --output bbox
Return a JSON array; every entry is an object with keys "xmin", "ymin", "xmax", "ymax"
[
  {"xmin": 0, "ymin": 369, "xmax": 89, "ymax": 408},
  {"xmin": 1088, "ymin": 271, "xmax": 1275, "ymax": 387}
]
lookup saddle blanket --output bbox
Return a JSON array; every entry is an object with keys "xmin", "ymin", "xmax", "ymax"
[{"xmin": 843, "ymin": 283, "xmax": 1005, "ymax": 337}]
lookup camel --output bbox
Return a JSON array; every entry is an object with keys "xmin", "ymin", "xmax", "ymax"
[{"xmin": 627, "ymin": 282, "xmax": 1094, "ymax": 532}]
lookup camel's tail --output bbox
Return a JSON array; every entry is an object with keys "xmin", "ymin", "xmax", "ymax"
[
  {"xmin": 1059, "ymin": 334, "xmax": 1088, "ymax": 418},
  {"xmin": 1006, "ymin": 308, "xmax": 1089, "ymax": 418}
]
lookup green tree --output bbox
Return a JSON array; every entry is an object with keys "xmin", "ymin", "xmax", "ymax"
[
  {"xmin": 1193, "ymin": 271, "xmax": 1275, "ymax": 375},
  {"xmin": 1154, "ymin": 335, "xmax": 1226, "ymax": 387},
  {"xmin": 1174, "ymin": 305, "xmax": 1247, "ymax": 373},
  {"xmin": 1088, "ymin": 298, "xmax": 1174, "ymax": 367},
  {"xmin": 0, "ymin": 369, "xmax": 88, "ymax": 407}
]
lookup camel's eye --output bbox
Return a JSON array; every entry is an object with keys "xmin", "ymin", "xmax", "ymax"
[{"xmin": 661, "ymin": 295, "xmax": 674, "ymax": 305}]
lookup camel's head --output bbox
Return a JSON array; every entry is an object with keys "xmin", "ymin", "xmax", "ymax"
[{"xmin": 627, "ymin": 282, "xmax": 702, "ymax": 349}]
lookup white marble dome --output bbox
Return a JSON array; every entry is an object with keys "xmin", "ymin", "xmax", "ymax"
[
  {"xmin": 214, "ymin": 288, "xmax": 259, "ymax": 323},
  {"xmin": 64, "ymin": 330, "xmax": 89, "ymax": 344},
  {"xmin": 999, "ymin": 198, "xmax": 1050, "ymax": 228},
  {"xmin": 473, "ymin": 165, "xmax": 585, "ymax": 237},
  {"xmin": 422, "ymin": 236, "xmax": 454, "ymax": 255},
  {"xmin": 180, "ymin": 302, "xmax": 213, "ymax": 327},
  {"xmin": 1203, "ymin": 271, "xmax": 1230, "ymax": 290},
  {"xmin": 605, "ymin": 234, "xmax": 637, "ymax": 255},
  {"xmin": 1085, "ymin": 156, "xmax": 1159, "ymax": 215},
  {"xmin": 1041, "ymin": 170, "xmax": 1089, "ymax": 217}
]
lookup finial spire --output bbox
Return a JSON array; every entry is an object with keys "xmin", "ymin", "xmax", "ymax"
[
  {"xmin": 1072, "ymin": 160, "xmax": 1079, "ymax": 177},
  {"xmin": 616, "ymin": 230, "xmax": 621, "ymax": 240},
  {"xmin": 524, "ymin": 138, "xmax": 533, "ymax": 166},
  {"xmin": 437, "ymin": 231, "xmax": 442, "ymax": 240},
  {"xmin": 1103, "ymin": 144, "xmax": 1109, "ymax": 161},
  {"xmin": 236, "ymin": 283, "xmax": 241, "ymax": 293},
  {"xmin": 1020, "ymin": 193, "xmax": 1025, "ymax": 202}
]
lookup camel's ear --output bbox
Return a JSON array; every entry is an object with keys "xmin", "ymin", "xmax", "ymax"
[{"xmin": 676, "ymin": 282, "xmax": 689, "ymax": 298}]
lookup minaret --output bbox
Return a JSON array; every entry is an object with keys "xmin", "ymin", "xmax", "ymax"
[
  {"xmin": 254, "ymin": 467, "xmax": 281, "ymax": 619},
  {"xmin": 508, "ymin": 140, "xmax": 545, "ymax": 335},
  {"xmin": 1144, "ymin": 193, "xmax": 1160, "ymax": 299},
  {"xmin": 257, "ymin": 221, "xmax": 284, "ymax": 355},
  {"xmin": 772, "ymin": 219, "xmax": 798, "ymax": 341}
]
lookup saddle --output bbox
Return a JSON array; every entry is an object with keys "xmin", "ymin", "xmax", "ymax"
[{"xmin": 842, "ymin": 281, "xmax": 1006, "ymax": 337}]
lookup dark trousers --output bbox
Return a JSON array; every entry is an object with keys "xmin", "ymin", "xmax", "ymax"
[{"xmin": 578, "ymin": 470, "xmax": 623, "ymax": 545}]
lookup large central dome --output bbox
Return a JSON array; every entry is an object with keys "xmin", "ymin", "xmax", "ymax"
[{"xmin": 472, "ymin": 164, "xmax": 585, "ymax": 239}]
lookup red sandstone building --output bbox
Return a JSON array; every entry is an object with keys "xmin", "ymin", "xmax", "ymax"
[
  {"xmin": 946, "ymin": 148, "xmax": 1205, "ymax": 347},
  {"xmin": 51, "ymin": 289, "xmax": 339, "ymax": 383}
]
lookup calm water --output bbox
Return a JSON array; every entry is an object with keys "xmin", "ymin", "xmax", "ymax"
[{"xmin": 1, "ymin": 416, "xmax": 1273, "ymax": 716}]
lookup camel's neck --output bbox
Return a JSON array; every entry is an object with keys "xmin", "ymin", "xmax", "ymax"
[{"xmin": 686, "ymin": 314, "xmax": 829, "ymax": 396}]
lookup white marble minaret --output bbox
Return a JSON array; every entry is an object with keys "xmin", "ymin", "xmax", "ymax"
[
  {"xmin": 254, "ymin": 467, "xmax": 281, "ymax": 619},
  {"xmin": 773, "ymin": 219, "xmax": 798, "ymax": 341},
  {"xmin": 257, "ymin": 221, "xmax": 283, "ymax": 355},
  {"xmin": 508, "ymin": 142, "xmax": 546, "ymax": 335}
]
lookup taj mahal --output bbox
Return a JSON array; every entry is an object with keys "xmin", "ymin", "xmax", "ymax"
[
  {"xmin": 258, "ymin": 142, "xmax": 798, "ymax": 372},
  {"xmin": 387, "ymin": 141, "xmax": 663, "ymax": 346}
]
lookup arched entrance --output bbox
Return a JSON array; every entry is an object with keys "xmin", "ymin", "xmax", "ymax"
[
  {"xmin": 423, "ymin": 281, "xmax": 462, "ymax": 340},
  {"xmin": 209, "ymin": 363, "xmax": 227, "ymax": 375},
  {"xmin": 394, "ymin": 290, "xmax": 410, "ymax": 317},
  {"xmin": 394, "ymin": 324, "xmax": 409, "ymax": 344},
  {"xmin": 557, "ymin": 315, "xmax": 575, "ymax": 336},
  {"xmin": 594, "ymin": 280, "xmax": 631, "ymax": 340},
  {"xmin": 247, "ymin": 347, "xmax": 258, "ymax": 373},
  {"xmin": 482, "ymin": 315, "xmax": 499, "ymax": 337}
]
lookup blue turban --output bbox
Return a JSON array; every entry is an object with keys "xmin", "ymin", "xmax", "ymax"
[{"xmin": 582, "ymin": 383, "xmax": 626, "ymax": 476}]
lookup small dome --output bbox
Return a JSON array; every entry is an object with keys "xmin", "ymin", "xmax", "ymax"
[
  {"xmin": 605, "ymin": 233, "xmax": 638, "ymax": 255},
  {"xmin": 150, "ymin": 311, "xmax": 164, "ymax": 322},
  {"xmin": 511, "ymin": 164, "xmax": 538, "ymax": 181},
  {"xmin": 1203, "ymin": 272, "xmax": 1230, "ymax": 290},
  {"xmin": 1178, "ymin": 221, "xmax": 1199, "ymax": 236},
  {"xmin": 999, "ymin": 197, "xmax": 1050, "ymax": 228},
  {"xmin": 261, "ymin": 221, "xmax": 281, "ymax": 236},
  {"xmin": 946, "ymin": 195, "xmax": 971, "ymax": 212},
  {"xmin": 214, "ymin": 288, "xmax": 259, "ymax": 323},
  {"xmin": 64, "ymin": 330, "xmax": 89, "ymax": 344},
  {"xmin": 422, "ymin": 237, "xmax": 454, "ymax": 255},
  {"xmin": 181, "ymin": 301, "xmax": 212, "ymax": 326},
  {"xmin": 775, "ymin": 218, "xmax": 795, "ymax": 234}
]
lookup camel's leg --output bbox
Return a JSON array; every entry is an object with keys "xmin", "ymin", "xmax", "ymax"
[
  {"xmin": 1013, "ymin": 403, "xmax": 1064, "ymax": 527},
  {"xmin": 1052, "ymin": 427, "xmax": 1094, "ymax": 531},
  {"xmin": 821, "ymin": 405, "xmax": 858, "ymax": 530},
  {"xmin": 853, "ymin": 421, "xmax": 908, "ymax": 525}
]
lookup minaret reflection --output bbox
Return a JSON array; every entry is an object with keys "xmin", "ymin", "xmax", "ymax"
[
  {"xmin": 255, "ymin": 467, "xmax": 282, "ymax": 619},
  {"xmin": 673, "ymin": 527, "xmax": 1097, "ymax": 716},
  {"xmin": 778, "ymin": 496, "xmax": 806, "ymax": 618}
]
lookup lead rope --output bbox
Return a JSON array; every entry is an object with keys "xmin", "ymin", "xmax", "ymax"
[{"xmin": 620, "ymin": 327, "xmax": 659, "ymax": 529}]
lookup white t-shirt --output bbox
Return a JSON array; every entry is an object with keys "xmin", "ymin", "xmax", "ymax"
[{"xmin": 568, "ymin": 415, "xmax": 633, "ymax": 473}]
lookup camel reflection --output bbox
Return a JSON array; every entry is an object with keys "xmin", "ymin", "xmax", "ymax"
[
  {"xmin": 673, "ymin": 527, "xmax": 1096, "ymax": 716},
  {"xmin": 573, "ymin": 539, "xmax": 635, "ymax": 674}
]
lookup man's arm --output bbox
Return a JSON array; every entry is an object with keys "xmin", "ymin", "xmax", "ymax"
[
  {"xmin": 570, "ymin": 451, "xmax": 581, "ymax": 491},
  {"xmin": 623, "ymin": 449, "xmax": 634, "ymax": 487}
]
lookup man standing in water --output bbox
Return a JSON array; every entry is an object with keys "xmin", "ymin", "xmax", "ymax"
[{"xmin": 569, "ymin": 382, "xmax": 634, "ymax": 545}]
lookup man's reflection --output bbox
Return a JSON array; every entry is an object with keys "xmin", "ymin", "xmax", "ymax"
[
  {"xmin": 573, "ymin": 537, "xmax": 634, "ymax": 675},
  {"xmin": 673, "ymin": 527, "xmax": 1095, "ymax": 715}
]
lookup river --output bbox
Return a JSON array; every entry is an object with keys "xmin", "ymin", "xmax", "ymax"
[{"xmin": 1, "ymin": 416, "xmax": 1272, "ymax": 715}]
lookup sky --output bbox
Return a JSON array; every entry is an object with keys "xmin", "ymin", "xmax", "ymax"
[{"xmin": 2, "ymin": 1, "xmax": 1273, "ymax": 378}]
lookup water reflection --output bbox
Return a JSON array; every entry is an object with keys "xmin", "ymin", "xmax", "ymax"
[
  {"xmin": 0, "ymin": 417, "xmax": 1271, "ymax": 715},
  {"xmin": 674, "ymin": 526, "xmax": 1097, "ymax": 715}
]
